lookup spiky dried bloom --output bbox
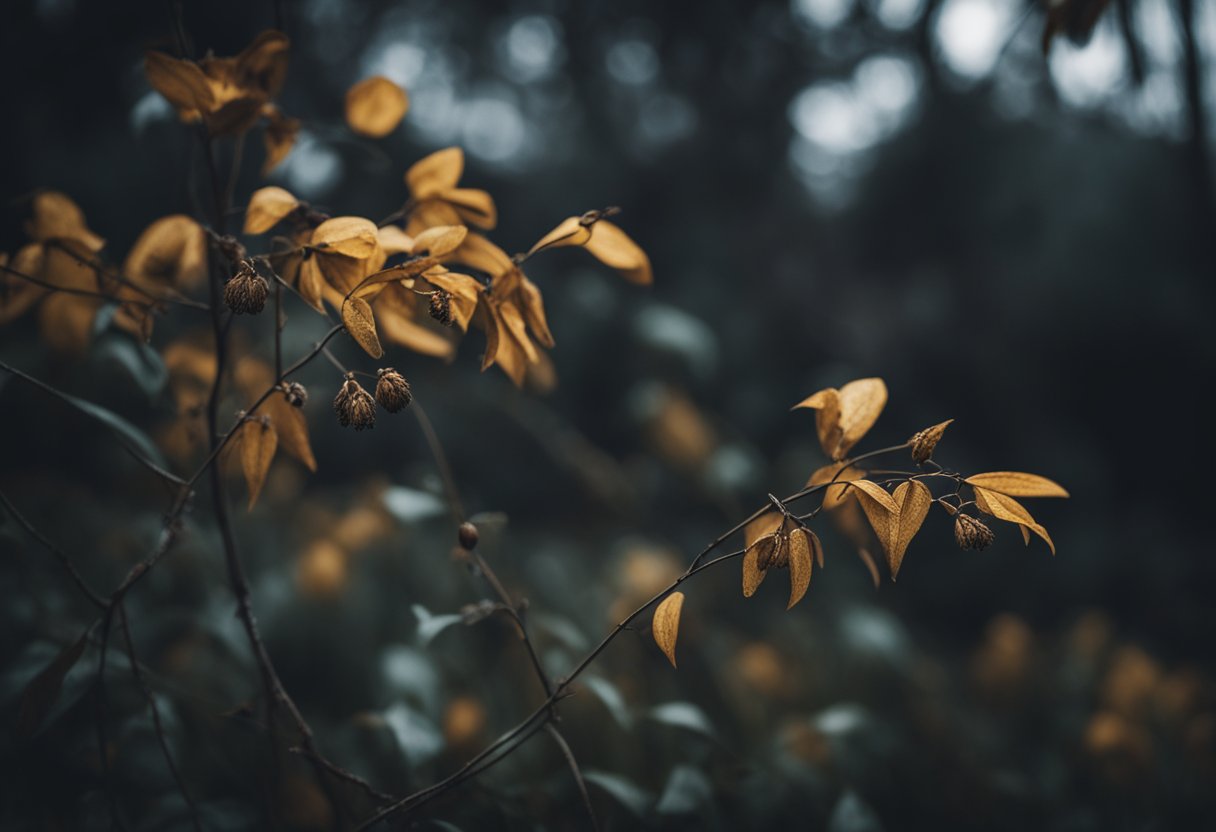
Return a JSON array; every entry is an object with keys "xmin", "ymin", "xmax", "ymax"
[
  {"xmin": 224, "ymin": 261, "xmax": 269, "ymax": 314},
  {"xmin": 429, "ymin": 290, "xmax": 454, "ymax": 327},
  {"xmin": 955, "ymin": 514, "xmax": 995, "ymax": 551},
  {"xmin": 375, "ymin": 368, "xmax": 413, "ymax": 413},
  {"xmin": 909, "ymin": 419, "xmax": 953, "ymax": 464},
  {"xmin": 333, "ymin": 377, "xmax": 375, "ymax": 430},
  {"xmin": 283, "ymin": 381, "xmax": 308, "ymax": 408}
]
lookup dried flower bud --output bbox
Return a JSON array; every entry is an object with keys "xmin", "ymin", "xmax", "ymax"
[
  {"xmin": 224, "ymin": 261, "xmax": 269, "ymax": 315},
  {"xmin": 909, "ymin": 419, "xmax": 953, "ymax": 464},
  {"xmin": 283, "ymin": 381, "xmax": 308, "ymax": 408},
  {"xmin": 375, "ymin": 368, "xmax": 413, "ymax": 413},
  {"xmin": 429, "ymin": 290, "xmax": 454, "ymax": 327},
  {"xmin": 333, "ymin": 377, "xmax": 375, "ymax": 430},
  {"xmin": 458, "ymin": 521, "xmax": 479, "ymax": 550},
  {"xmin": 955, "ymin": 514, "xmax": 995, "ymax": 551}
]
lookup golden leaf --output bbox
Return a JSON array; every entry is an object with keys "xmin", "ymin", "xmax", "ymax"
[
  {"xmin": 344, "ymin": 76, "xmax": 408, "ymax": 138},
  {"xmin": 836, "ymin": 378, "xmax": 887, "ymax": 458},
  {"xmin": 124, "ymin": 215, "xmax": 207, "ymax": 290},
  {"xmin": 411, "ymin": 225, "xmax": 467, "ymax": 257},
  {"xmin": 297, "ymin": 257, "xmax": 326, "ymax": 312},
  {"xmin": 376, "ymin": 299, "xmax": 456, "ymax": 358},
  {"xmin": 39, "ymin": 293, "xmax": 100, "ymax": 355},
  {"xmin": 851, "ymin": 479, "xmax": 898, "ymax": 513},
  {"xmin": 262, "ymin": 106, "xmax": 300, "ymax": 174},
  {"xmin": 377, "ymin": 225, "xmax": 415, "ymax": 256},
  {"xmin": 405, "ymin": 147, "xmax": 464, "ymax": 199},
  {"xmin": 584, "ymin": 221, "xmax": 652, "ymax": 285},
  {"xmin": 342, "ymin": 297, "xmax": 384, "ymax": 358},
  {"xmin": 793, "ymin": 387, "xmax": 842, "ymax": 460},
  {"xmin": 887, "ymin": 480, "xmax": 932, "ymax": 579},
  {"xmin": 787, "ymin": 528, "xmax": 813, "ymax": 609},
  {"xmin": 964, "ymin": 472, "xmax": 1070, "ymax": 499},
  {"xmin": 442, "ymin": 188, "xmax": 496, "ymax": 229},
  {"xmin": 528, "ymin": 217, "xmax": 592, "ymax": 257},
  {"xmin": 25, "ymin": 191, "xmax": 105, "ymax": 252},
  {"xmin": 973, "ymin": 486, "xmax": 1056, "ymax": 554},
  {"xmin": 807, "ymin": 461, "xmax": 864, "ymax": 509},
  {"xmin": 745, "ymin": 512, "xmax": 784, "ymax": 547},
  {"xmin": 313, "ymin": 217, "xmax": 379, "ymax": 259},
  {"xmin": 357, "ymin": 256, "xmax": 439, "ymax": 293},
  {"xmin": 245, "ymin": 186, "xmax": 300, "ymax": 234},
  {"xmin": 742, "ymin": 543, "xmax": 767, "ymax": 597},
  {"xmin": 143, "ymin": 51, "xmax": 214, "ymax": 115},
  {"xmin": 255, "ymin": 391, "xmax": 317, "ymax": 472},
  {"xmin": 240, "ymin": 418, "xmax": 278, "ymax": 509},
  {"xmin": 652, "ymin": 592, "xmax": 685, "ymax": 668},
  {"xmin": 456, "ymin": 233, "xmax": 514, "ymax": 276},
  {"xmin": 810, "ymin": 528, "xmax": 825, "ymax": 568}
]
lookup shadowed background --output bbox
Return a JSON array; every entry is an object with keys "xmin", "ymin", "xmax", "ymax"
[{"xmin": 2, "ymin": 0, "xmax": 1214, "ymax": 829}]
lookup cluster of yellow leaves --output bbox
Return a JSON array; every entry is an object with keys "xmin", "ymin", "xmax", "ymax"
[
  {"xmin": 145, "ymin": 30, "xmax": 298, "ymax": 173},
  {"xmin": 963, "ymin": 472, "xmax": 1069, "ymax": 554},
  {"xmin": 245, "ymin": 147, "xmax": 651, "ymax": 387},
  {"xmin": 1, "ymin": 192, "xmax": 206, "ymax": 352},
  {"xmin": 741, "ymin": 512, "xmax": 821, "ymax": 608}
]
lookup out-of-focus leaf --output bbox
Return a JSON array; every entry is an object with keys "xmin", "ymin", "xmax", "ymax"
[
  {"xmin": 60, "ymin": 387, "xmax": 170, "ymax": 471},
  {"xmin": 827, "ymin": 790, "xmax": 884, "ymax": 832},
  {"xmin": 344, "ymin": 76, "xmax": 408, "ymax": 138},
  {"xmin": 239, "ymin": 418, "xmax": 277, "ymax": 509},
  {"xmin": 381, "ymin": 486, "xmax": 446, "ymax": 523},
  {"xmin": 244, "ymin": 186, "xmax": 299, "ymax": 234},
  {"xmin": 413, "ymin": 605, "xmax": 464, "ymax": 648},
  {"xmin": 94, "ymin": 334, "xmax": 168, "ymax": 399},
  {"xmin": 582, "ymin": 675, "xmax": 632, "ymax": 730},
  {"xmin": 382, "ymin": 701, "xmax": 444, "ymax": 768},
  {"xmin": 652, "ymin": 592, "xmax": 684, "ymax": 667},
  {"xmin": 313, "ymin": 217, "xmax": 379, "ymax": 258},
  {"xmin": 582, "ymin": 771, "xmax": 653, "ymax": 817},
  {"xmin": 656, "ymin": 765, "xmax": 713, "ymax": 815},
  {"xmin": 647, "ymin": 702, "xmax": 716, "ymax": 738},
  {"xmin": 15, "ymin": 632, "xmax": 88, "ymax": 740}
]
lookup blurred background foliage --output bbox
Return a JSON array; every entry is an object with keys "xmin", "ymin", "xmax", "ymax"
[{"xmin": 2, "ymin": 0, "xmax": 1214, "ymax": 829}]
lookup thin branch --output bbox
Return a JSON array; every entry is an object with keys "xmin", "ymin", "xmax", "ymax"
[
  {"xmin": 117, "ymin": 604, "xmax": 204, "ymax": 832},
  {"xmin": 0, "ymin": 360, "xmax": 187, "ymax": 488},
  {"xmin": 545, "ymin": 723, "xmax": 599, "ymax": 832},
  {"xmin": 0, "ymin": 491, "xmax": 107, "ymax": 609},
  {"xmin": 411, "ymin": 400, "xmax": 465, "ymax": 527}
]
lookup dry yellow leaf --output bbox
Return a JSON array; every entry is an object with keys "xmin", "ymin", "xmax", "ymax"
[
  {"xmin": 344, "ymin": 76, "xmax": 408, "ymax": 138},
  {"xmin": 810, "ymin": 528, "xmax": 825, "ymax": 568},
  {"xmin": 377, "ymin": 225, "xmax": 415, "ymax": 256},
  {"xmin": 807, "ymin": 461, "xmax": 864, "ymax": 509},
  {"xmin": 259, "ymin": 391, "xmax": 317, "ymax": 472},
  {"xmin": 245, "ymin": 186, "xmax": 300, "ymax": 234},
  {"xmin": 973, "ymin": 486, "xmax": 1056, "ymax": 554},
  {"xmin": 405, "ymin": 147, "xmax": 464, "ymax": 199},
  {"xmin": 793, "ymin": 388, "xmax": 843, "ymax": 457},
  {"xmin": 313, "ymin": 217, "xmax": 379, "ymax": 258},
  {"xmin": 377, "ymin": 301, "xmax": 456, "ymax": 358},
  {"xmin": 411, "ymin": 225, "xmax": 467, "ymax": 257},
  {"xmin": 854, "ymin": 482, "xmax": 896, "ymax": 568},
  {"xmin": 262, "ymin": 106, "xmax": 299, "ymax": 174},
  {"xmin": 124, "ymin": 215, "xmax": 207, "ymax": 290},
  {"xmin": 742, "ymin": 539, "xmax": 768, "ymax": 597},
  {"xmin": 965, "ymin": 472, "xmax": 1070, "ymax": 499},
  {"xmin": 836, "ymin": 378, "xmax": 887, "ymax": 458},
  {"xmin": 584, "ymin": 221, "xmax": 652, "ymax": 285},
  {"xmin": 787, "ymin": 528, "xmax": 813, "ymax": 609},
  {"xmin": 342, "ymin": 297, "xmax": 384, "ymax": 358},
  {"xmin": 39, "ymin": 293, "xmax": 99, "ymax": 355},
  {"xmin": 241, "ymin": 418, "xmax": 278, "ymax": 510},
  {"xmin": 652, "ymin": 591, "xmax": 685, "ymax": 668},
  {"xmin": 851, "ymin": 479, "xmax": 898, "ymax": 513},
  {"xmin": 25, "ymin": 191, "xmax": 105, "ymax": 252},
  {"xmin": 442, "ymin": 188, "xmax": 496, "ymax": 228},
  {"xmin": 887, "ymin": 480, "xmax": 932, "ymax": 579}
]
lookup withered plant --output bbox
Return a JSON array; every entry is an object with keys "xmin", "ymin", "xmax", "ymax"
[{"xmin": 0, "ymin": 19, "xmax": 1069, "ymax": 831}]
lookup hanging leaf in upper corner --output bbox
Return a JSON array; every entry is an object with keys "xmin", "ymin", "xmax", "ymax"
[{"xmin": 652, "ymin": 592, "xmax": 685, "ymax": 667}]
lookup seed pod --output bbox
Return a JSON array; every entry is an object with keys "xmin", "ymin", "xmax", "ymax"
[
  {"xmin": 954, "ymin": 513, "xmax": 995, "ymax": 551},
  {"xmin": 429, "ymin": 290, "xmax": 454, "ymax": 327},
  {"xmin": 458, "ymin": 521, "xmax": 479, "ymax": 550},
  {"xmin": 770, "ymin": 533, "xmax": 790, "ymax": 569},
  {"xmin": 283, "ymin": 381, "xmax": 308, "ymax": 408},
  {"xmin": 224, "ymin": 260, "xmax": 269, "ymax": 314},
  {"xmin": 374, "ymin": 368, "xmax": 413, "ymax": 413},
  {"xmin": 909, "ymin": 419, "xmax": 953, "ymax": 464},
  {"xmin": 333, "ymin": 377, "xmax": 376, "ymax": 431}
]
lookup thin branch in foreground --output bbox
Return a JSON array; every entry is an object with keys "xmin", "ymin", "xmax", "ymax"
[{"xmin": 0, "ymin": 491, "xmax": 107, "ymax": 609}]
